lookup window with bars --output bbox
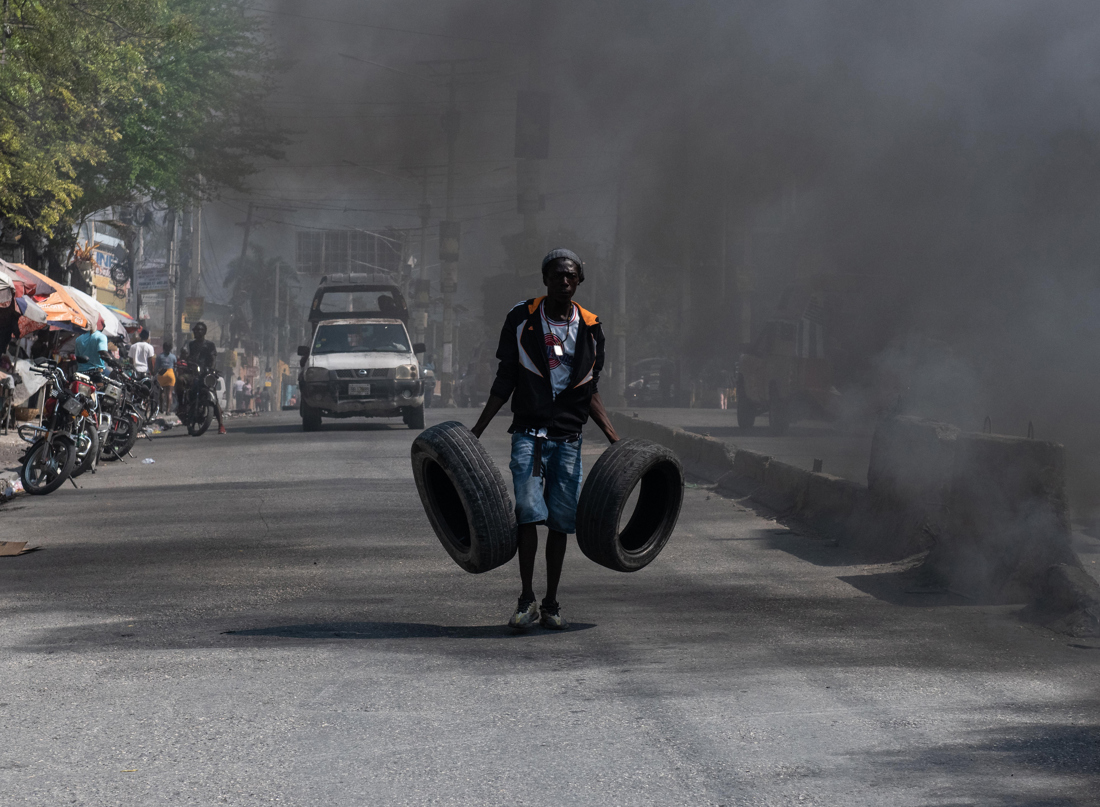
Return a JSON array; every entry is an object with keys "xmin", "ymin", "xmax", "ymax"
[{"xmin": 296, "ymin": 230, "xmax": 405, "ymax": 277}]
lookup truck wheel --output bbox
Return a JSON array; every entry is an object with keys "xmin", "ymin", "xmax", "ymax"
[
  {"xmin": 768, "ymin": 383, "xmax": 790, "ymax": 436},
  {"xmin": 575, "ymin": 438, "xmax": 684, "ymax": 572},
  {"xmin": 411, "ymin": 421, "xmax": 517, "ymax": 573},
  {"xmin": 736, "ymin": 376, "xmax": 755, "ymax": 430},
  {"xmin": 301, "ymin": 402, "xmax": 322, "ymax": 432},
  {"xmin": 403, "ymin": 405, "xmax": 425, "ymax": 430}
]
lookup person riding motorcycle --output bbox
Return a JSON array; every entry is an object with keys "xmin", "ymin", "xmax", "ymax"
[{"xmin": 177, "ymin": 321, "xmax": 226, "ymax": 434}]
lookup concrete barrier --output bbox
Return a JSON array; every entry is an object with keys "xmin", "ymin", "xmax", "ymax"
[
  {"xmin": 867, "ymin": 416, "xmax": 959, "ymax": 512},
  {"xmin": 610, "ymin": 410, "xmax": 1088, "ymax": 615},
  {"xmin": 753, "ymin": 460, "xmax": 811, "ymax": 513},
  {"xmin": 608, "ymin": 411, "xmax": 735, "ymax": 482},
  {"xmin": 1029, "ymin": 564, "xmax": 1100, "ymax": 638},
  {"xmin": 932, "ymin": 431, "xmax": 1077, "ymax": 602},
  {"xmin": 800, "ymin": 472, "xmax": 871, "ymax": 539}
]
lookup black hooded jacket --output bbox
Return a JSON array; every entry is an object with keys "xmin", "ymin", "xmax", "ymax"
[{"xmin": 489, "ymin": 296, "xmax": 605, "ymax": 440}]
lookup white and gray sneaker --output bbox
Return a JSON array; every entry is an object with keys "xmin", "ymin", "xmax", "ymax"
[
  {"xmin": 508, "ymin": 597, "xmax": 539, "ymax": 630},
  {"xmin": 539, "ymin": 599, "xmax": 568, "ymax": 630}
]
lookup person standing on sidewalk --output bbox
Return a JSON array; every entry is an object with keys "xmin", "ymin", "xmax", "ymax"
[
  {"xmin": 471, "ymin": 249, "xmax": 619, "ymax": 631},
  {"xmin": 130, "ymin": 329, "xmax": 155, "ymax": 377},
  {"xmin": 233, "ymin": 376, "xmax": 245, "ymax": 411},
  {"xmin": 155, "ymin": 340, "xmax": 177, "ymax": 415}
]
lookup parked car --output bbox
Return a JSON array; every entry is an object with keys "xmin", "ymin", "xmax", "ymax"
[{"xmin": 624, "ymin": 358, "xmax": 677, "ymax": 407}]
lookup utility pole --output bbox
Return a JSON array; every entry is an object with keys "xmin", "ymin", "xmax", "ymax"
[
  {"xmin": 164, "ymin": 210, "xmax": 179, "ymax": 345},
  {"xmin": 272, "ymin": 258, "xmax": 280, "ymax": 411},
  {"xmin": 440, "ymin": 63, "xmax": 459, "ymax": 400},
  {"xmin": 611, "ymin": 163, "xmax": 628, "ymax": 407},
  {"xmin": 237, "ymin": 202, "xmax": 255, "ymax": 278},
  {"xmin": 680, "ymin": 238, "xmax": 693, "ymax": 408},
  {"xmin": 132, "ymin": 223, "xmax": 143, "ymax": 324},
  {"xmin": 415, "ymin": 166, "xmax": 431, "ymax": 351},
  {"xmin": 189, "ymin": 202, "xmax": 202, "ymax": 298},
  {"xmin": 520, "ymin": 0, "xmax": 544, "ymax": 266}
]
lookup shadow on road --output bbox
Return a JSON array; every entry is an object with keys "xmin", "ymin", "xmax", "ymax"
[
  {"xmin": 227, "ymin": 421, "xmax": 413, "ymax": 435},
  {"xmin": 225, "ymin": 621, "xmax": 596, "ymax": 639},
  {"xmin": 866, "ymin": 721, "xmax": 1100, "ymax": 806},
  {"xmin": 838, "ymin": 570, "xmax": 977, "ymax": 608}
]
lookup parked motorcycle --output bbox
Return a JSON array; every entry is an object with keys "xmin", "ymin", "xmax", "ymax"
[
  {"xmin": 90, "ymin": 365, "xmax": 143, "ymax": 462},
  {"xmin": 17, "ymin": 359, "xmax": 97, "ymax": 495},
  {"xmin": 176, "ymin": 360, "xmax": 219, "ymax": 437},
  {"xmin": 70, "ymin": 372, "xmax": 102, "ymax": 478}
]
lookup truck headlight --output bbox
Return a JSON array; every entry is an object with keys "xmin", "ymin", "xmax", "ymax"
[
  {"xmin": 304, "ymin": 367, "xmax": 329, "ymax": 383},
  {"xmin": 394, "ymin": 364, "xmax": 417, "ymax": 380}
]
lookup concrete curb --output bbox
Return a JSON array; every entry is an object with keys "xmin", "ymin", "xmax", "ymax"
[
  {"xmin": 1029, "ymin": 564, "xmax": 1100, "ymax": 638},
  {"xmin": 609, "ymin": 410, "xmax": 1100, "ymax": 633},
  {"xmin": 608, "ymin": 412, "xmax": 735, "ymax": 482}
]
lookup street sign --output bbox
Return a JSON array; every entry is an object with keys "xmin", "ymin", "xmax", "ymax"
[
  {"xmin": 136, "ymin": 263, "xmax": 169, "ymax": 291},
  {"xmin": 185, "ymin": 296, "xmax": 204, "ymax": 320}
]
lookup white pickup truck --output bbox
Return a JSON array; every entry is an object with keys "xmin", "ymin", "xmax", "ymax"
[{"xmin": 297, "ymin": 275, "xmax": 424, "ymax": 431}]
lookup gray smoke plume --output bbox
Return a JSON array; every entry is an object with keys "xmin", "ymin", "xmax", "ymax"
[{"xmin": 214, "ymin": 0, "xmax": 1100, "ymax": 515}]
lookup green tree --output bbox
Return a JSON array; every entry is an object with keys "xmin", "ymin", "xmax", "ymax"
[
  {"xmin": 0, "ymin": 1, "xmax": 285, "ymax": 263},
  {"xmin": 224, "ymin": 244, "xmax": 295, "ymax": 351}
]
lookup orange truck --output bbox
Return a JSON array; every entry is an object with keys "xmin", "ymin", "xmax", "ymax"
[{"xmin": 736, "ymin": 286, "xmax": 833, "ymax": 434}]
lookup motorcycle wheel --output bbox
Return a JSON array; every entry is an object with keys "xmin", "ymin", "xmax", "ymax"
[
  {"xmin": 101, "ymin": 416, "xmax": 132, "ymax": 461},
  {"xmin": 117, "ymin": 412, "xmax": 143, "ymax": 456},
  {"xmin": 72, "ymin": 420, "xmax": 100, "ymax": 478},
  {"xmin": 188, "ymin": 404, "xmax": 212, "ymax": 436},
  {"xmin": 21, "ymin": 437, "xmax": 76, "ymax": 495}
]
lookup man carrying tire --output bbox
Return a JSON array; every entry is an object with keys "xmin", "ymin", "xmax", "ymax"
[{"xmin": 471, "ymin": 248, "xmax": 619, "ymax": 630}]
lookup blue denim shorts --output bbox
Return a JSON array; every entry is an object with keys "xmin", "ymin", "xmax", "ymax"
[{"xmin": 509, "ymin": 432, "xmax": 584, "ymax": 534}]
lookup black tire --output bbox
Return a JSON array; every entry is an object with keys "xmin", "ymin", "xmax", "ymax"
[
  {"xmin": 118, "ymin": 411, "xmax": 143, "ymax": 455},
  {"xmin": 301, "ymin": 402, "xmax": 322, "ymax": 432},
  {"xmin": 736, "ymin": 376, "xmax": 755, "ymax": 430},
  {"xmin": 72, "ymin": 420, "xmax": 99, "ymax": 478},
  {"xmin": 101, "ymin": 416, "xmax": 134, "ymax": 461},
  {"xmin": 575, "ymin": 438, "xmax": 684, "ymax": 572},
  {"xmin": 403, "ymin": 405, "xmax": 425, "ymax": 430},
  {"xmin": 188, "ymin": 404, "xmax": 212, "ymax": 437},
  {"xmin": 410, "ymin": 420, "xmax": 517, "ymax": 573},
  {"xmin": 768, "ymin": 383, "xmax": 790, "ymax": 436},
  {"xmin": 21, "ymin": 437, "xmax": 76, "ymax": 495}
]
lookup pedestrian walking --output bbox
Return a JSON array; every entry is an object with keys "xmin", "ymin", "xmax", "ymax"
[
  {"xmin": 130, "ymin": 329, "xmax": 155, "ymax": 377},
  {"xmin": 233, "ymin": 376, "xmax": 245, "ymax": 411},
  {"xmin": 155, "ymin": 339, "xmax": 177, "ymax": 415},
  {"xmin": 470, "ymin": 248, "xmax": 619, "ymax": 631}
]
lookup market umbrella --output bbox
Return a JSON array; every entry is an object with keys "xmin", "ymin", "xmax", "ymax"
[
  {"xmin": 0, "ymin": 271, "xmax": 49, "ymax": 336},
  {"xmin": 0, "ymin": 259, "xmax": 33, "ymax": 296},
  {"xmin": 103, "ymin": 304, "xmax": 140, "ymax": 333},
  {"xmin": 66, "ymin": 286, "xmax": 122, "ymax": 338},
  {"xmin": 0, "ymin": 262, "xmax": 88, "ymax": 331},
  {"xmin": 16, "ymin": 296, "xmax": 47, "ymax": 324},
  {"xmin": 0, "ymin": 260, "xmax": 29, "ymax": 297}
]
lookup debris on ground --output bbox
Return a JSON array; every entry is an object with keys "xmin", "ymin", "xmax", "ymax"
[{"xmin": 0, "ymin": 541, "xmax": 38, "ymax": 556}]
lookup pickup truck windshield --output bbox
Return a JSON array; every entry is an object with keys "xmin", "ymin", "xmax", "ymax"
[{"xmin": 312, "ymin": 322, "xmax": 410, "ymax": 354}]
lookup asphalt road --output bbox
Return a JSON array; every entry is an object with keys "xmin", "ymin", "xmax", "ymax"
[{"xmin": 0, "ymin": 409, "xmax": 1097, "ymax": 806}]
